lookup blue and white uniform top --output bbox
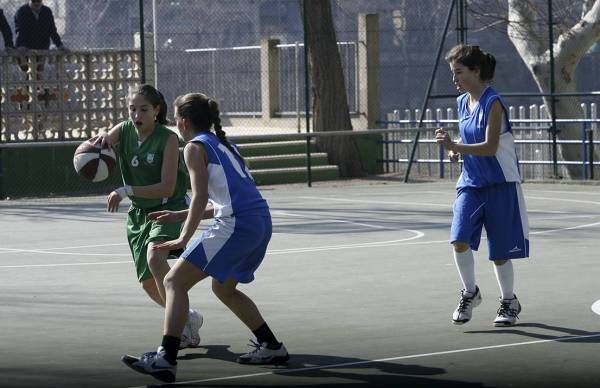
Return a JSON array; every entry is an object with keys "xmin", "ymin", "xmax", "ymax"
[
  {"xmin": 190, "ymin": 132, "xmax": 269, "ymax": 218},
  {"xmin": 456, "ymin": 86, "xmax": 521, "ymax": 189}
]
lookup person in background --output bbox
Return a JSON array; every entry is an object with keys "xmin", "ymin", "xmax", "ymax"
[
  {"xmin": 0, "ymin": 8, "xmax": 15, "ymax": 52},
  {"xmin": 14, "ymin": 0, "xmax": 69, "ymax": 78}
]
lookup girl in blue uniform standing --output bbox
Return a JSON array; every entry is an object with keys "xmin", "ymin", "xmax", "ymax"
[
  {"xmin": 121, "ymin": 93, "xmax": 288, "ymax": 383},
  {"xmin": 435, "ymin": 44, "xmax": 529, "ymax": 327}
]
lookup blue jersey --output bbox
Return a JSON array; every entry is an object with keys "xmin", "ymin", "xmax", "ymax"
[
  {"xmin": 191, "ymin": 132, "xmax": 269, "ymax": 218},
  {"xmin": 456, "ymin": 86, "xmax": 521, "ymax": 188}
]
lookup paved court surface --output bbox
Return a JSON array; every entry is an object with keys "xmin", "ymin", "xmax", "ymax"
[{"xmin": 1, "ymin": 179, "xmax": 600, "ymax": 388}]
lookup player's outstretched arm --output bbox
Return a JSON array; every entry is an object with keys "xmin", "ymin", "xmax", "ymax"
[
  {"xmin": 99, "ymin": 122, "xmax": 123, "ymax": 148},
  {"xmin": 153, "ymin": 142, "xmax": 209, "ymax": 251},
  {"xmin": 147, "ymin": 209, "xmax": 189, "ymax": 223}
]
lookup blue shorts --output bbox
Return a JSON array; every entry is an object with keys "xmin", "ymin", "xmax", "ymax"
[
  {"xmin": 182, "ymin": 213, "xmax": 272, "ymax": 283},
  {"xmin": 450, "ymin": 182, "xmax": 529, "ymax": 260}
]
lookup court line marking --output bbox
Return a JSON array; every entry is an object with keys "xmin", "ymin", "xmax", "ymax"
[
  {"xmin": 526, "ymin": 196, "xmax": 600, "ymax": 206},
  {"xmin": 592, "ymin": 300, "xmax": 600, "ymax": 316},
  {"xmin": 528, "ymin": 189, "xmax": 600, "ymax": 196},
  {"xmin": 273, "ymin": 210, "xmax": 394, "ymax": 230},
  {"xmin": 2, "ymin": 218, "xmax": 600, "ymax": 269},
  {"xmin": 0, "ymin": 232, "xmax": 427, "ymax": 268},
  {"xmin": 298, "ymin": 196, "xmax": 450, "ymax": 208},
  {"xmin": 301, "ymin": 194, "xmax": 600, "ymax": 208},
  {"xmin": 126, "ymin": 332, "xmax": 600, "ymax": 388},
  {"xmin": 530, "ymin": 221, "xmax": 600, "ymax": 235}
]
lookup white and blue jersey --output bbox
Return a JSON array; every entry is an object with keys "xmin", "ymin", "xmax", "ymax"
[
  {"xmin": 181, "ymin": 132, "xmax": 272, "ymax": 283},
  {"xmin": 450, "ymin": 86, "xmax": 529, "ymax": 260},
  {"xmin": 457, "ymin": 86, "xmax": 521, "ymax": 189}
]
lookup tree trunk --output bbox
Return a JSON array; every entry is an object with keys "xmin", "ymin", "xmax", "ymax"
[
  {"xmin": 507, "ymin": 0, "xmax": 600, "ymax": 179},
  {"xmin": 534, "ymin": 62, "xmax": 586, "ymax": 178},
  {"xmin": 301, "ymin": 0, "xmax": 364, "ymax": 177}
]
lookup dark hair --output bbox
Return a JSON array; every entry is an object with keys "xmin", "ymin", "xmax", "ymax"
[
  {"xmin": 445, "ymin": 44, "xmax": 496, "ymax": 82},
  {"xmin": 131, "ymin": 84, "xmax": 168, "ymax": 125},
  {"xmin": 174, "ymin": 93, "xmax": 237, "ymax": 154}
]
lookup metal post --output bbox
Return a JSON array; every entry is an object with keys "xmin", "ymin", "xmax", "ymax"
[
  {"xmin": 587, "ymin": 128, "xmax": 594, "ymax": 180},
  {"xmin": 582, "ymin": 123, "xmax": 588, "ymax": 179},
  {"xmin": 404, "ymin": 0, "xmax": 456, "ymax": 183},
  {"xmin": 456, "ymin": 0, "xmax": 467, "ymax": 44},
  {"xmin": 302, "ymin": 0, "xmax": 312, "ymax": 187},
  {"xmin": 295, "ymin": 41, "xmax": 300, "ymax": 133},
  {"xmin": 0, "ymin": 54, "xmax": 3, "ymax": 199},
  {"xmin": 152, "ymin": 0, "xmax": 159, "ymax": 87},
  {"xmin": 139, "ymin": 0, "xmax": 146, "ymax": 84},
  {"xmin": 548, "ymin": 0, "xmax": 559, "ymax": 178}
]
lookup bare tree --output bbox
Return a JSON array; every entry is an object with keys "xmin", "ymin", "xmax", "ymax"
[
  {"xmin": 301, "ymin": 0, "xmax": 364, "ymax": 177},
  {"xmin": 471, "ymin": 0, "xmax": 600, "ymax": 178}
]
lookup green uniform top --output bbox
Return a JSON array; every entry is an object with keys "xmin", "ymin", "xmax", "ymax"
[{"xmin": 117, "ymin": 120, "xmax": 188, "ymax": 209}]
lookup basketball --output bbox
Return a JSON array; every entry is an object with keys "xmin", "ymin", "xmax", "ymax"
[{"xmin": 73, "ymin": 136, "xmax": 117, "ymax": 182}]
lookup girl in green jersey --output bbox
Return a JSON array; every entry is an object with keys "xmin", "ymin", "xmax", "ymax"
[{"xmin": 100, "ymin": 85, "xmax": 202, "ymax": 349}]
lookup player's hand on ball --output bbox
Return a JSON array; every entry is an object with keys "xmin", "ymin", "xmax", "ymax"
[
  {"xmin": 97, "ymin": 132, "xmax": 113, "ymax": 149},
  {"xmin": 107, "ymin": 190, "xmax": 123, "ymax": 212},
  {"xmin": 148, "ymin": 210, "xmax": 177, "ymax": 223},
  {"xmin": 152, "ymin": 238, "xmax": 187, "ymax": 251}
]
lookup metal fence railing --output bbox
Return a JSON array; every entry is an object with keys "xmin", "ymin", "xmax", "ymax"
[{"xmin": 378, "ymin": 118, "xmax": 600, "ymax": 181}]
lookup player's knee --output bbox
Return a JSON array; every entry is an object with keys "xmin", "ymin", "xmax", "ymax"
[
  {"xmin": 141, "ymin": 278, "xmax": 156, "ymax": 294},
  {"xmin": 146, "ymin": 245, "xmax": 164, "ymax": 270},
  {"xmin": 163, "ymin": 272, "xmax": 177, "ymax": 292},
  {"xmin": 212, "ymin": 279, "xmax": 234, "ymax": 301},
  {"xmin": 453, "ymin": 242, "xmax": 470, "ymax": 252}
]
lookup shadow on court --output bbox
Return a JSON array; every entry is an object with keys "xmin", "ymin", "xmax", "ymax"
[
  {"xmin": 465, "ymin": 323, "xmax": 600, "ymax": 342},
  {"xmin": 166, "ymin": 344, "xmax": 491, "ymax": 388}
]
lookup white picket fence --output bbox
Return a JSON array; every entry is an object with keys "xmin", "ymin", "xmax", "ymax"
[{"xmin": 382, "ymin": 103, "xmax": 600, "ymax": 180}]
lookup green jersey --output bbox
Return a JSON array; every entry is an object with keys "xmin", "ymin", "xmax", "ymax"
[{"xmin": 117, "ymin": 121, "xmax": 188, "ymax": 209}]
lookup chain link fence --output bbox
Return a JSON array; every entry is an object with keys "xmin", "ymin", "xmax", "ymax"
[{"xmin": 2, "ymin": 0, "xmax": 600, "ymax": 198}]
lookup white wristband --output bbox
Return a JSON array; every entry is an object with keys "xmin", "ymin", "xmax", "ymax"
[{"xmin": 115, "ymin": 185, "xmax": 133, "ymax": 198}]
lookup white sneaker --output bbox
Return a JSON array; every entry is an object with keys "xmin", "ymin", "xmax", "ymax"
[
  {"xmin": 494, "ymin": 295, "xmax": 522, "ymax": 326},
  {"xmin": 180, "ymin": 310, "xmax": 203, "ymax": 349},
  {"xmin": 121, "ymin": 346, "xmax": 176, "ymax": 383},
  {"xmin": 452, "ymin": 286, "xmax": 482, "ymax": 325},
  {"xmin": 237, "ymin": 340, "xmax": 290, "ymax": 365}
]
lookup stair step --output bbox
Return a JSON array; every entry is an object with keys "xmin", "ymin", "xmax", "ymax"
[
  {"xmin": 251, "ymin": 165, "xmax": 340, "ymax": 185},
  {"xmin": 246, "ymin": 153, "xmax": 329, "ymax": 169},
  {"xmin": 238, "ymin": 140, "xmax": 317, "ymax": 157}
]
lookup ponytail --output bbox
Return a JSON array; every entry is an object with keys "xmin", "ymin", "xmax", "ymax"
[
  {"xmin": 175, "ymin": 93, "xmax": 240, "ymax": 157},
  {"xmin": 445, "ymin": 44, "xmax": 496, "ymax": 82},
  {"xmin": 207, "ymin": 99, "xmax": 228, "ymax": 145}
]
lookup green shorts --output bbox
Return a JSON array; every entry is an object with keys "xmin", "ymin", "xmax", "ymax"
[{"xmin": 126, "ymin": 201, "xmax": 187, "ymax": 282}]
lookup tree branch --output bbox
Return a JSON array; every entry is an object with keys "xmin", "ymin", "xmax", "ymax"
[{"xmin": 554, "ymin": 0, "xmax": 600, "ymax": 71}]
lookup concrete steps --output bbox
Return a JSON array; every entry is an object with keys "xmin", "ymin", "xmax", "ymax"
[{"xmin": 236, "ymin": 140, "xmax": 340, "ymax": 185}]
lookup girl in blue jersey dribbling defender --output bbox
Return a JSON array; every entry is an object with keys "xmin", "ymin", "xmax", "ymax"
[
  {"xmin": 121, "ymin": 93, "xmax": 288, "ymax": 383},
  {"xmin": 435, "ymin": 44, "xmax": 529, "ymax": 327}
]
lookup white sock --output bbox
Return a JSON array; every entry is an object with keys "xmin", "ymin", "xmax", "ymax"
[
  {"xmin": 494, "ymin": 260, "xmax": 515, "ymax": 300},
  {"xmin": 454, "ymin": 248, "xmax": 476, "ymax": 294}
]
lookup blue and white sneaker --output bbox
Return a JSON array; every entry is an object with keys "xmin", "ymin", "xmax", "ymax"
[
  {"xmin": 121, "ymin": 346, "xmax": 176, "ymax": 383},
  {"xmin": 452, "ymin": 286, "xmax": 482, "ymax": 325},
  {"xmin": 180, "ymin": 310, "xmax": 203, "ymax": 349},
  {"xmin": 494, "ymin": 295, "xmax": 522, "ymax": 326},
  {"xmin": 237, "ymin": 340, "xmax": 290, "ymax": 365}
]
